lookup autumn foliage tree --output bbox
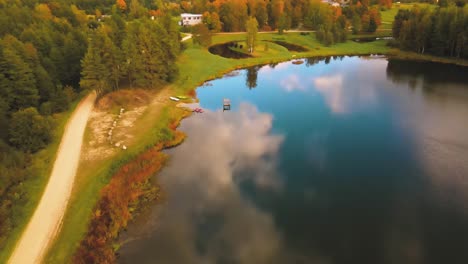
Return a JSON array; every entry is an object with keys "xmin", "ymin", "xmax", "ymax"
[
  {"xmin": 379, "ymin": 0, "xmax": 392, "ymax": 9},
  {"xmin": 116, "ymin": 0, "xmax": 127, "ymax": 12},
  {"xmin": 192, "ymin": 23, "xmax": 212, "ymax": 47},
  {"xmin": 203, "ymin": 11, "xmax": 222, "ymax": 32}
]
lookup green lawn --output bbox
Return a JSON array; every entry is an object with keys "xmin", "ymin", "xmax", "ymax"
[
  {"xmin": 380, "ymin": 2, "xmax": 437, "ymax": 30},
  {"xmin": 0, "ymin": 94, "xmax": 85, "ymax": 264},
  {"xmin": 175, "ymin": 32, "xmax": 390, "ymax": 94}
]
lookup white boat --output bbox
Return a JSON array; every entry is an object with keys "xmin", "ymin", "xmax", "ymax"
[{"xmin": 170, "ymin": 96, "xmax": 180, "ymax": 101}]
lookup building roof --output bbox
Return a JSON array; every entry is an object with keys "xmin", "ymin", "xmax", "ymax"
[{"xmin": 181, "ymin": 13, "xmax": 202, "ymax": 17}]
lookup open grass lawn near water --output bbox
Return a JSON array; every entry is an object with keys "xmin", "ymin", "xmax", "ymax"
[
  {"xmin": 175, "ymin": 32, "xmax": 390, "ymax": 94},
  {"xmin": 380, "ymin": 2, "xmax": 437, "ymax": 30}
]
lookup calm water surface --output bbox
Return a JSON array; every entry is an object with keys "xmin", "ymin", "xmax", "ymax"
[{"xmin": 119, "ymin": 57, "xmax": 468, "ymax": 264}]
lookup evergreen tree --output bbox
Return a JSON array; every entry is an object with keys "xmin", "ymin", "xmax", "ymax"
[
  {"xmin": 8, "ymin": 107, "xmax": 52, "ymax": 153},
  {"xmin": 368, "ymin": 15, "xmax": 377, "ymax": 32},
  {"xmin": 80, "ymin": 32, "xmax": 110, "ymax": 94},
  {"xmin": 0, "ymin": 46, "xmax": 38, "ymax": 111}
]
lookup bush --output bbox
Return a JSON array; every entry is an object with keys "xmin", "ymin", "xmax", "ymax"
[
  {"xmin": 192, "ymin": 23, "xmax": 212, "ymax": 47},
  {"xmin": 40, "ymin": 102, "xmax": 53, "ymax": 115},
  {"xmin": 9, "ymin": 107, "xmax": 52, "ymax": 153}
]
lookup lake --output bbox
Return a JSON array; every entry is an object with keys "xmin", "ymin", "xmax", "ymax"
[{"xmin": 119, "ymin": 56, "xmax": 468, "ymax": 264}]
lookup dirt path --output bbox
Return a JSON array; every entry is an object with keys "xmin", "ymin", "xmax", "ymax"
[
  {"xmin": 181, "ymin": 33, "xmax": 192, "ymax": 42},
  {"xmin": 8, "ymin": 92, "xmax": 97, "ymax": 264}
]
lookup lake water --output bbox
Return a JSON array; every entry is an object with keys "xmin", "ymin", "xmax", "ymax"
[{"xmin": 119, "ymin": 56, "xmax": 468, "ymax": 264}]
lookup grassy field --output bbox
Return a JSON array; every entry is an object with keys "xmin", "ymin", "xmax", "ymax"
[
  {"xmin": 174, "ymin": 32, "xmax": 390, "ymax": 94},
  {"xmin": 379, "ymin": 2, "xmax": 437, "ymax": 30},
  {"xmin": 388, "ymin": 49, "xmax": 468, "ymax": 66},
  {"xmin": 0, "ymin": 94, "xmax": 85, "ymax": 264}
]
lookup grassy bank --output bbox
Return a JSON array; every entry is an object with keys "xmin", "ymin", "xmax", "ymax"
[
  {"xmin": 45, "ymin": 103, "xmax": 190, "ymax": 263},
  {"xmin": 0, "ymin": 94, "xmax": 85, "ymax": 264},
  {"xmin": 387, "ymin": 49, "xmax": 468, "ymax": 67},
  {"xmin": 72, "ymin": 110, "xmax": 187, "ymax": 263},
  {"xmin": 174, "ymin": 32, "xmax": 390, "ymax": 95}
]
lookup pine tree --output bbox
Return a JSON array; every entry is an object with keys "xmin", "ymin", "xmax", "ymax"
[
  {"xmin": 80, "ymin": 32, "xmax": 109, "ymax": 95},
  {"xmin": 0, "ymin": 47, "xmax": 38, "ymax": 111},
  {"xmin": 9, "ymin": 107, "xmax": 52, "ymax": 153},
  {"xmin": 368, "ymin": 16, "xmax": 377, "ymax": 33}
]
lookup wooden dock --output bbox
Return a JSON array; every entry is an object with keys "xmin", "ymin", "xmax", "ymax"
[{"xmin": 223, "ymin": 98, "xmax": 231, "ymax": 111}]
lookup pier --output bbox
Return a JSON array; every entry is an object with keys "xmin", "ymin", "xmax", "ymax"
[{"xmin": 223, "ymin": 98, "xmax": 231, "ymax": 111}]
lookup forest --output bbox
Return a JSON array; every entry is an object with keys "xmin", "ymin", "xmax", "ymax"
[
  {"xmin": 0, "ymin": 0, "xmax": 179, "ymax": 252},
  {"xmin": 392, "ymin": 4, "xmax": 468, "ymax": 59},
  {"xmin": 0, "ymin": 0, "xmax": 87, "ymax": 249},
  {"xmin": 80, "ymin": 13, "xmax": 180, "ymax": 95}
]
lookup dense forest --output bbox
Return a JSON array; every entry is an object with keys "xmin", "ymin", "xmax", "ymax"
[
  {"xmin": 0, "ymin": 0, "xmax": 179, "ymax": 251},
  {"xmin": 80, "ymin": 14, "xmax": 180, "ymax": 95},
  {"xmin": 0, "ymin": 0, "xmax": 87, "ymax": 249},
  {"xmin": 392, "ymin": 4, "xmax": 468, "ymax": 59}
]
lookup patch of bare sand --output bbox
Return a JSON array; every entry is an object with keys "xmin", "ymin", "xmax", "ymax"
[{"xmin": 82, "ymin": 88, "xmax": 174, "ymax": 162}]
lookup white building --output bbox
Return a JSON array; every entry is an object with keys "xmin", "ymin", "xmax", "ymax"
[
  {"xmin": 322, "ymin": 0, "xmax": 344, "ymax": 7},
  {"xmin": 180, "ymin": 13, "xmax": 203, "ymax": 26}
]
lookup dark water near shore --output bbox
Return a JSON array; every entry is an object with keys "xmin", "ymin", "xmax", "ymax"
[
  {"xmin": 119, "ymin": 56, "xmax": 468, "ymax": 264},
  {"xmin": 208, "ymin": 42, "xmax": 252, "ymax": 59}
]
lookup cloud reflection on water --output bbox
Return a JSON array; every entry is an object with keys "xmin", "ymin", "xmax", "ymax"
[
  {"xmin": 269, "ymin": 58, "xmax": 383, "ymax": 115},
  {"xmin": 118, "ymin": 57, "xmax": 468, "ymax": 264},
  {"xmin": 280, "ymin": 74, "xmax": 305, "ymax": 92},
  {"xmin": 119, "ymin": 104, "xmax": 286, "ymax": 264},
  {"xmin": 314, "ymin": 75, "xmax": 346, "ymax": 114}
]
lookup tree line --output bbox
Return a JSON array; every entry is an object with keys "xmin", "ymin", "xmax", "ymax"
[
  {"xmin": 392, "ymin": 4, "xmax": 468, "ymax": 59},
  {"xmin": 0, "ymin": 0, "xmax": 180, "ymax": 252},
  {"xmin": 0, "ymin": 0, "xmax": 89, "ymax": 250},
  {"xmin": 186, "ymin": 0, "xmax": 386, "ymax": 46},
  {"xmin": 75, "ymin": 0, "xmax": 387, "ymax": 47},
  {"xmin": 80, "ymin": 12, "xmax": 180, "ymax": 95}
]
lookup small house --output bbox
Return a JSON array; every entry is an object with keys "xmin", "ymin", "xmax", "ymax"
[{"xmin": 180, "ymin": 13, "xmax": 203, "ymax": 26}]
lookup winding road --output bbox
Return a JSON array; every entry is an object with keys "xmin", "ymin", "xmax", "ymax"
[{"xmin": 8, "ymin": 92, "xmax": 97, "ymax": 264}]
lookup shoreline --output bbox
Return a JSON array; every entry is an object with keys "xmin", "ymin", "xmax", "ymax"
[{"xmin": 386, "ymin": 49, "xmax": 468, "ymax": 67}]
